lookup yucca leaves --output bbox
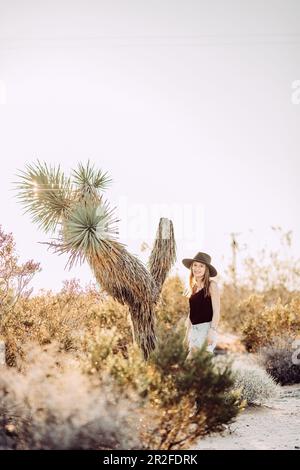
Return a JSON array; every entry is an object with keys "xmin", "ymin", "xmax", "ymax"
[
  {"xmin": 13, "ymin": 160, "xmax": 73, "ymax": 234},
  {"xmin": 54, "ymin": 198, "xmax": 120, "ymax": 268},
  {"xmin": 14, "ymin": 160, "xmax": 113, "ymax": 235},
  {"xmin": 72, "ymin": 160, "xmax": 112, "ymax": 201},
  {"xmin": 14, "ymin": 160, "xmax": 118, "ymax": 268}
]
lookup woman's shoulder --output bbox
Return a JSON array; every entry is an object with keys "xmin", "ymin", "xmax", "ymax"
[{"xmin": 209, "ymin": 279, "xmax": 219, "ymax": 292}]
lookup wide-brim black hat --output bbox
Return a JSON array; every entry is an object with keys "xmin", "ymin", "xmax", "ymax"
[{"xmin": 182, "ymin": 251, "xmax": 217, "ymax": 277}]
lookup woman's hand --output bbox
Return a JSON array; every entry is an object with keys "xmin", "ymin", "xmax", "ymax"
[{"xmin": 207, "ymin": 328, "xmax": 217, "ymax": 346}]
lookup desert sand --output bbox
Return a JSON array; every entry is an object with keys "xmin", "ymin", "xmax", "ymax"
[
  {"xmin": 193, "ymin": 334, "xmax": 300, "ymax": 450},
  {"xmin": 193, "ymin": 335, "xmax": 300, "ymax": 451},
  {"xmin": 195, "ymin": 383, "xmax": 300, "ymax": 450}
]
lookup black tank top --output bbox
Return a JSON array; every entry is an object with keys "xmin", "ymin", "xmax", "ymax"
[{"xmin": 189, "ymin": 287, "xmax": 213, "ymax": 325}]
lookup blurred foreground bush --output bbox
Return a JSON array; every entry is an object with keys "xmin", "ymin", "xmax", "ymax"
[
  {"xmin": 86, "ymin": 322, "xmax": 243, "ymax": 450},
  {"xmin": 0, "ymin": 343, "xmax": 141, "ymax": 450}
]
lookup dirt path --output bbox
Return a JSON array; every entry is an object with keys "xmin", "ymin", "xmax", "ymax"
[{"xmin": 194, "ymin": 384, "xmax": 300, "ymax": 450}]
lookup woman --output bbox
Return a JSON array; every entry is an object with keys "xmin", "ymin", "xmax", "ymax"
[{"xmin": 182, "ymin": 252, "xmax": 220, "ymax": 359}]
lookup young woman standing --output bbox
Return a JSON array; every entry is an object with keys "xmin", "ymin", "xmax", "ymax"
[{"xmin": 182, "ymin": 252, "xmax": 220, "ymax": 359}]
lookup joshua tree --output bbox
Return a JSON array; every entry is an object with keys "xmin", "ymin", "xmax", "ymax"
[{"xmin": 14, "ymin": 161, "xmax": 176, "ymax": 359}]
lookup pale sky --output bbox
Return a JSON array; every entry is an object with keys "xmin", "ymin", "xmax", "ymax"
[{"xmin": 0, "ymin": 0, "xmax": 299, "ymax": 293}]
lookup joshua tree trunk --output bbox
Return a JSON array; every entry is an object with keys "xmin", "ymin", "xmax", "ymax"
[{"xmin": 87, "ymin": 220, "xmax": 176, "ymax": 359}]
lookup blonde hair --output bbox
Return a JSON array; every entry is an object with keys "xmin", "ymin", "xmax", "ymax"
[{"xmin": 183, "ymin": 263, "xmax": 211, "ymax": 298}]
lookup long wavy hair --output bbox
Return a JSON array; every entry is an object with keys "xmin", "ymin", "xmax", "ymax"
[{"xmin": 183, "ymin": 262, "xmax": 211, "ymax": 299}]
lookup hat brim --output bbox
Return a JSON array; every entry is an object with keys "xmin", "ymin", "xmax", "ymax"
[{"xmin": 182, "ymin": 258, "xmax": 217, "ymax": 277}]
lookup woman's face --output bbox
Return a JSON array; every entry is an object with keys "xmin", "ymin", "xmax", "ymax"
[{"xmin": 192, "ymin": 261, "xmax": 206, "ymax": 278}]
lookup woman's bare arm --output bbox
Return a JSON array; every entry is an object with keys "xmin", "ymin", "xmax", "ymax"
[
  {"xmin": 183, "ymin": 312, "xmax": 191, "ymax": 343},
  {"xmin": 209, "ymin": 280, "xmax": 221, "ymax": 330}
]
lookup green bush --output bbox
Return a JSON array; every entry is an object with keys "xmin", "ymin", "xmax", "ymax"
[{"xmin": 86, "ymin": 322, "xmax": 242, "ymax": 450}]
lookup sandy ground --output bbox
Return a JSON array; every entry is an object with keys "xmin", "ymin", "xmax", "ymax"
[
  {"xmin": 192, "ymin": 342, "xmax": 300, "ymax": 450},
  {"xmin": 194, "ymin": 384, "xmax": 300, "ymax": 450}
]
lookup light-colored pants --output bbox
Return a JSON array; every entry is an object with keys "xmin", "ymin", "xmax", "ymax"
[{"xmin": 186, "ymin": 321, "xmax": 217, "ymax": 359}]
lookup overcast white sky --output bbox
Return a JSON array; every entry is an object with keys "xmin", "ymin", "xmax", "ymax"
[{"xmin": 0, "ymin": 0, "xmax": 299, "ymax": 292}]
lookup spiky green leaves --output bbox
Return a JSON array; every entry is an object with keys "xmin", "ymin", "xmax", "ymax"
[
  {"xmin": 14, "ymin": 160, "xmax": 113, "ymax": 234},
  {"xmin": 49, "ymin": 198, "xmax": 120, "ymax": 269},
  {"xmin": 14, "ymin": 160, "xmax": 118, "ymax": 268},
  {"xmin": 72, "ymin": 160, "xmax": 112, "ymax": 202},
  {"xmin": 13, "ymin": 160, "xmax": 73, "ymax": 234}
]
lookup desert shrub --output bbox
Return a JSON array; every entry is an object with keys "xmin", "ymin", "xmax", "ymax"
[
  {"xmin": 239, "ymin": 295, "xmax": 300, "ymax": 352},
  {"xmin": 213, "ymin": 356, "xmax": 279, "ymax": 406},
  {"xmin": 219, "ymin": 283, "xmax": 253, "ymax": 333},
  {"xmin": 0, "ymin": 226, "xmax": 40, "ymax": 327},
  {"xmin": 220, "ymin": 284, "xmax": 296, "ymax": 334},
  {"xmin": 2, "ymin": 279, "xmax": 132, "ymax": 366},
  {"xmin": 2, "ymin": 277, "xmax": 188, "ymax": 367},
  {"xmin": 86, "ymin": 322, "xmax": 242, "ymax": 450},
  {"xmin": 0, "ymin": 342, "xmax": 141, "ymax": 450},
  {"xmin": 258, "ymin": 335, "xmax": 300, "ymax": 385},
  {"xmin": 0, "ymin": 224, "xmax": 132, "ymax": 365},
  {"xmin": 231, "ymin": 366, "xmax": 279, "ymax": 405}
]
